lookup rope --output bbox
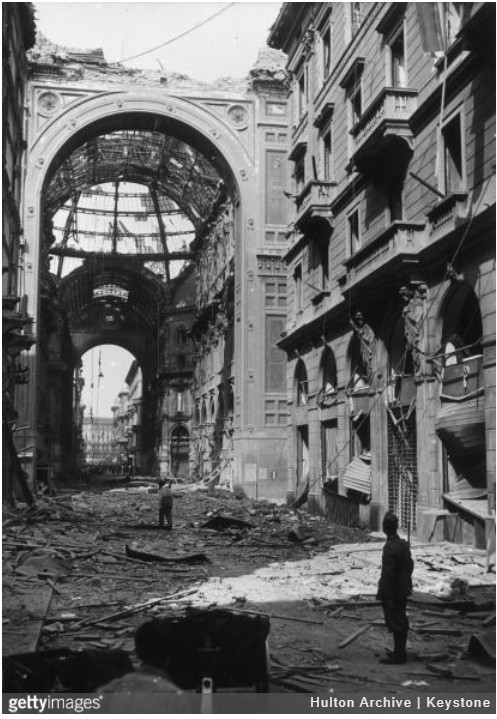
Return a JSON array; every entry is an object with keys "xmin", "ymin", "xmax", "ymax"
[{"xmin": 119, "ymin": 4, "xmax": 236, "ymax": 64}]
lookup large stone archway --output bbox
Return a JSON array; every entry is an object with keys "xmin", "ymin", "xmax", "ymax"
[{"xmin": 18, "ymin": 65, "xmax": 290, "ymax": 491}]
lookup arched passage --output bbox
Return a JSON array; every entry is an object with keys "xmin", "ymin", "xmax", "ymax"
[{"xmin": 22, "ymin": 92, "xmax": 249, "ymax": 482}]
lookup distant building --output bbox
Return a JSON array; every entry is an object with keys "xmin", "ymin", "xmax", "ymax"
[{"xmin": 82, "ymin": 417, "xmax": 114, "ymax": 465}]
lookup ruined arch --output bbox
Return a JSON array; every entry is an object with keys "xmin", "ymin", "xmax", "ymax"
[{"xmin": 22, "ymin": 91, "xmax": 253, "ymax": 481}]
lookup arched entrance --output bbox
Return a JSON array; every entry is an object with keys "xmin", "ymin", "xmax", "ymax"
[{"xmin": 21, "ymin": 92, "xmax": 249, "ymax": 484}]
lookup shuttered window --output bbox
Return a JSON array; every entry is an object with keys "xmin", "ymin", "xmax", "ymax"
[{"xmin": 266, "ymin": 315, "xmax": 286, "ymax": 391}]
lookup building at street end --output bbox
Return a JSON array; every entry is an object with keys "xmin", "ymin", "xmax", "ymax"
[
  {"xmin": 268, "ymin": 2, "xmax": 495, "ymax": 546},
  {"xmin": 6, "ymin": 21, "xmax": 292, "ymax": 501}
]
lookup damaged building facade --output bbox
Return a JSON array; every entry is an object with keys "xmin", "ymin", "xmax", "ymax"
[
  {"xmin": 268, "ymin": 2, "xmax": 495, "ymax": 546},
  {"xmin": 6, "ymin": 21, "xmax": 292, "ymax": 500},
  {"xmin": 3, "ymin": 2, "xmax": 495, "ymax": 550}
]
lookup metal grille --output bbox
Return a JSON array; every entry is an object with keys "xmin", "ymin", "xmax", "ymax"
[{"xmin": 387, "ymin": 406, "xmax": 418, "ymax": 531}]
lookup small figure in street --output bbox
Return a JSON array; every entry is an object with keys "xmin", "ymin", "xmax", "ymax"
[
  {"xmin": 158, "ymin": 478, "xmax": 173, "ymax": 530},
  {"xmin": 376, "ymin": 511, "xmax": 413, "ymax": 665}
]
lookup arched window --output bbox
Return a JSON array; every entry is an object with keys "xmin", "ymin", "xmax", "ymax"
[
  {"xmin": 209, "ymin": 396, "xmax": 216, "ymax": 423},
  {"xmin": 295, "ymin": 360, "xmax": 308, "ymax": 407},
  {"xmin": 320, "ymin": 346, "xmax": 337, "ymax": 397},
  {"xmin": 200, "ymin": 400, "xmax": 207, "ymax": 425},
  {"xmin": 441, "ymin": 285, "xmax": 482, "ymax": 367}
]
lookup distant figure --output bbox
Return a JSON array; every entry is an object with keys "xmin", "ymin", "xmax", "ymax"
[
  {"xmin": 158, "ymin": 478, "xmax": 173, "ymax": 530},
  {"xmin": 376, "ymin": 511, "xmax": 413, "ymax": 665},
  {"xmin": 97, "ymin": 620, "xmax": 185, "ymax": 712}
]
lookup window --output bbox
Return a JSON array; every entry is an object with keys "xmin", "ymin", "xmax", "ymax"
[
  {"xmin": 321, "ymin": 347, "xmax": 337, "ymax": 397},
  {"xmin": 265, "ymin": 280, "xmax": 287, "ymax": 308},
  {"xmin": 445, "ymin": 3, "xmax": 462, "ymax": 47},
  {"xmin": 313, "ymin": 236, "xmax": 329, "ymax": 290},
  {"xmin": 321, "ymin": 25, "xmax": 332, "ymax": 81},
  {"xmin": 266, "ymin": 316, "xmax": 286, "ymax": 392},
  {"xmin": 294, "ymin": 263, "xmax": 303, "ymax": 312},
  {"xmin": 441, "ymin": 113, "xmax": 464, "ymax": 194},
  {"xmin": 266, "ymin": 151, "xmax": 286, "ymax": 225},
  {"xmin": 265, "ymin": 399, "xmax": 288, "ymax": 426},
  {"xmin": 322, "ymin": 129, "xmax": 332, "ymax": 181},
  {"xmin": 389, "ymin": 28, "xmax": 406, "ymax": 87},
  {"xmin": 176, "ymin": 390, "xmax": 184, "ymax": 413},
  {"xmin": 295, "ymin": 156, "xmax": 305, "ymax": 195},
  {"xmin": 347, "ymin": 209, "xmax": 361, "ymax": 255},
  {"xmin": 387, "ymin": 178, "xmax": 404, "ymax": 222},
  {"xmin": 296, "ymin": 65, "xmax": 307, "ymax": 120},
  {"xmin": 351, "ymin": 2, "xmax": 362, "ymax": 36},
  {"xmin": 295, "ymin": 360, "xmax": 309, "ymax": 407},
  {"xmin": 349, "ymin": 82, "xmax": 362, "ymax": 125}
]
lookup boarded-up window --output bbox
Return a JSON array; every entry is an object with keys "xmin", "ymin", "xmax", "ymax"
[
  {"xmin": 266, "ymin": 315, "xmax": 286, "ymax": 391},
  {"xmin": 266, "ymin": 151, "xmax": 286, "ymax": 225}
]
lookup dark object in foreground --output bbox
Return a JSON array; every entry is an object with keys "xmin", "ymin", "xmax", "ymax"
[
  {"xmin": 160, "ymin": 608, "xmax": 270, "ymax": 692},
  {"xmin": 3, "ymin": 648, "xmax": 132, "ymax": 692},
  {"xmin": 201, "ymin": 515, "xmax": 255, "ymax": 531},
  {"xmin": 125, "ymin": 544, "xmax": 210, "ymax": 564}
]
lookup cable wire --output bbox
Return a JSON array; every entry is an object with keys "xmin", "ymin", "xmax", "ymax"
[{"xmin": 119, "ymin": 3, "xmax": 236, "ymax": 64}]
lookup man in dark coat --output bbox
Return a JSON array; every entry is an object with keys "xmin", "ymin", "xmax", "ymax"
[{"xmin": 376, "ymin": 511, "xmax": 413, "ymax": 664}]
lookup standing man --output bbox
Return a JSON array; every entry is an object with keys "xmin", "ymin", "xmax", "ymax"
[
  {"xmin": 376, "ymin": 511, "xmax": 413, "ymax": 665},
  {"xmin": 158, "ymin": 478, "xmax": 173, "ymax": 530}
]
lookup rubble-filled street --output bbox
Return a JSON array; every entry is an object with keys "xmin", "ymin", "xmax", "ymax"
[{"xmin": 3, "ymin": 479, "xmax": 495, "ymax": 694}]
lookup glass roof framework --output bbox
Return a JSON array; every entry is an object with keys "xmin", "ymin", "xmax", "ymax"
[{"xmin": 45, "ymin": 129, "xmax": 224, "ymax": 281}]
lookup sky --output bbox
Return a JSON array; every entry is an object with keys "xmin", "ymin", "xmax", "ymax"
[
  {"xmin": 81, "ymin": 345, "xmax": 136, "ymax": 418},
  {"xmin": 34, "ymin": 1, "xmax": 283, "ymax": 82}
]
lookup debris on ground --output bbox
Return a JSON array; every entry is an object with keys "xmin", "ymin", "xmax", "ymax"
[{"xmin": 2, "ymin": 479, "xmax": 495, "ymax": 694}]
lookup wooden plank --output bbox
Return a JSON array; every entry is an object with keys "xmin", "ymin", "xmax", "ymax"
[{"xmin": 338, "ymin": 624, "xmax": 370, "ymax": 648}]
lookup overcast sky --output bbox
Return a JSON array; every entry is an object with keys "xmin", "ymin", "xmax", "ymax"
[{"xmin": 34, "ymin": 1, "xmax": 283, "ymax": 82}]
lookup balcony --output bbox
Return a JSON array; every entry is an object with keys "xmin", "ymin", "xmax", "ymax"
[
  {"xmin": 340, "ymin": 221, "xmax": 425, "ymax": 294},
  {"xmin": 295, "ymin": 180, "xmax": 336, "ymax": 232},
  {"xmin": 350, "ymin": 88, "xmax": 418, "ymax": 171},
  {"xmin": 427, "ymin": 192, "xmax": 469, "ymax": 241}
]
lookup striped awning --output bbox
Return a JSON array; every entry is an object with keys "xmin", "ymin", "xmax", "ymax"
[{"xmin": 343, "ymin": 456, "xmax": 372, "ymax": 497}]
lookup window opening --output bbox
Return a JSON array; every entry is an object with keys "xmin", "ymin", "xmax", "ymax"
[
  {"xmin": 348, "ymin": 209, "xmax": 360, "ymax": 255},
  {"xmin": 295, "ymin": 156, "xmax": 305, "ymax": 195},
  {"xmin": 390, "ymin": 28, "xmax": 406, "ymax": 87},
  {"xmin": 322, "ymin": 130, "xmax": 332, "ymax": 181},
  {"xmin": 322, "ymin": 26, "xmax": 331, "ymax": 80},
  {"xmin": 294, "ymin": 263, "xmax": 303, "ymax": 312},
  {"xmin": 442, "ymin": 114, "xmax": 464, "ymax": 194}
]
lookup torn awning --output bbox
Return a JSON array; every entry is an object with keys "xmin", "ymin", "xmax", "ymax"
[{"xmin": 343, "ymin": 455, "xmax": 371, "ymax": 497}]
